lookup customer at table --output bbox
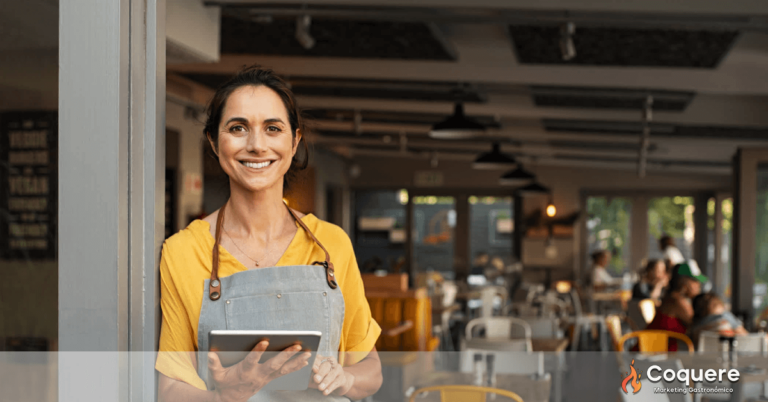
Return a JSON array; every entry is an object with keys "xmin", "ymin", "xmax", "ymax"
[
  {"xmin": 590, "ymin": 250, "xmax": 622, "ymax": 289},
  {"xmin": 470, "ymin": 251, "xmax": 490, "ymax": 276},
  {"xmin": 660, "ymin": 235, "xmax": 686, "ymax": 270},
  {"xmin": 644, "ymin": 263, "xmax": 705, "ymax": 351},
  {"xmin": 689, "ymin": 292, "xmax": 747, "ymax": 346},
  {"xmin": 631, "ymin": 259, "xmax": 668, "ymax": 304}
]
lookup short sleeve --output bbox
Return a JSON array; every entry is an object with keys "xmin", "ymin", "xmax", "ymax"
[
  {"xmin": 337, "ymin": 237, "xmax": 381, "ymax": 366},
  {"xmin": 155, "ymin": 243, "xmax": 208, "ymax": 390}
]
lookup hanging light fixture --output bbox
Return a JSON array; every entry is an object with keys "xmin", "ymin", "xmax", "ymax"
[
  {"xmin": 498, "ymin": 165, "xmax": 535, "ymax": 186},
  {"xmin": 429, "ymin": 102, "xmax": 485, "ymax": 139},
  {"xmin": 546, "ymin": 197, "xmax": 557, "ymax": 217},
  {"xmin": 560, "ymin": 22, "xmax": 576, "ymax": 61},
  {"xmin": 473, "ymin": 142, "xmax": 516, "ymax": 170},
  {"xmin": 516, "ymin": 182, "xmax": 551, "ymax": 196},
  {"xmin": 295, "ymin": 15, "xmax": 316, "ymax": 50}
]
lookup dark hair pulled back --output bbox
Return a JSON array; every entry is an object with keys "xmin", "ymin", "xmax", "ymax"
[{"xmin": 203, "ymin": 65, "xmax": 309, "ymax": 190}]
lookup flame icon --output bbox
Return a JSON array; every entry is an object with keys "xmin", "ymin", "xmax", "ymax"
[{"xmin": 621, "ymin": 359, "xmax": 642, "ymax": 394}]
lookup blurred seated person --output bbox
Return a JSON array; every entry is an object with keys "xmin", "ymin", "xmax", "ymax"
[
  {"xmin": 470, "ymin": 252, "xmax": 490, "ymax": 276},
  {"xmin": 660, "ymin": 235, "xmax": 686, "ymax": 271},
  {"xmin": 689, "ymin": 292, "xmax": 747, "ymax": 346},
  {"xmin": 645, "ymin": 262, "xmax": 705, "ymax": 351},
  {"xmin": 590, "ymin": 250, "xmax": 623, "ymax": 289},
  {"xmin": 632, "ymin": 259, "xmax": 669, "ymax": 304}
]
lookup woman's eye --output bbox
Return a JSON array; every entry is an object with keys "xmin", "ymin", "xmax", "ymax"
[
  {"xmin": 267, "ymin": 126, "xmax": 282, "ymax": 132},
  {"xmin": 229, "ymin": 125, "xmax": 246, "ymax": 133}
]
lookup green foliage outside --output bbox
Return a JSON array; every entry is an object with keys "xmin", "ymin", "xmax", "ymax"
[
  {"xmin": 648, "ymin": 196, "xmax": 694, "ymax": 240},
  {"xmin": 587, "ymin": 197, "xmax": 631, "ymax": 275}
]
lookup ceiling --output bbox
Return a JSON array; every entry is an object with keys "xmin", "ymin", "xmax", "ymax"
[{"xmin": 169, "ymin": 0, "xmax": 768, "ymax": 176}]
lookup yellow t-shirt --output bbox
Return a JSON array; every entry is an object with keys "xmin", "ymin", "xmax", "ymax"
[{"xmin": 155, "ymin": 215, "xmax": 381, "ymax": 390}]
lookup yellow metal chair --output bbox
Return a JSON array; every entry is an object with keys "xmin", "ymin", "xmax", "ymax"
[
  {"xmin": 605, "ymin": 314, "xmax": 624, "ymax": 351},
  {"xmin": 618, "ymin": 330, "xmax": 694, "ymax": 354},
  {"xmin": 409, "ymin": 385, "xmax": 524, "ymax": 402}
]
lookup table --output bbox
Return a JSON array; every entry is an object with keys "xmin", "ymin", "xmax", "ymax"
[
  {"xmin": 412, "ymin": 371, "xmax": 551, "ymax": 402},
  {"xmin": 591, "ymin": 290, "xmax": 631, "ymax": 314},
  {"xmin": 462, "ymin": 337, "xmax": 567, "ymax": 402},
  {"xmin": 532, "ymin": 338, "xmax": 570, "ymax": 353}
]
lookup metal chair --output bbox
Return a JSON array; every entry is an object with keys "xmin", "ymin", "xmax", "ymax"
[
  {"xmin": 516, "ymin": 316, "xmax": 563, "ymax": 338},
  {"xmin": 618, "ymin": 330, "xmax": 694, "ymax": 354},
  {"xmin": 605, "ymin": 314, "xmax": 624, "ymax": 351},
  {"xmin": 409, "ymin": 385, "xmax": 524, "ymax": 402},
  {"xmin": 466, "ymin": 317, "xmax": 532, "ymax": 347},
  {"xmin": 626, "ymin": 299, "xmax": 656, "ymax": 330}
]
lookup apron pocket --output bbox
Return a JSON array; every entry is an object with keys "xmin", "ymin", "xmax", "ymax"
[{"xmin": 224, "ymin": 292, "xmax": 331, "ymax": 342}]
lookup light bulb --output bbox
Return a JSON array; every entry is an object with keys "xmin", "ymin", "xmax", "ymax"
[{"xmin": 546, "ymin": 203, "xmax": 556, "ymax": 217}]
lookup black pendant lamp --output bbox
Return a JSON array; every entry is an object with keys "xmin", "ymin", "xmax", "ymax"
[
  {"xmin": 516, "ymin": 181, "xmax": 551, "ymax": 196},
  {"xmin": 429, "ymin": 102, "xmax": 485, "ymax": 139},
  {"xmin": 499, "ymin": 165, "xmax": 535, "ymax": 186},
  {"xmin": 473, "ymin": 143, "xmax": 517, "ymax": 170}
]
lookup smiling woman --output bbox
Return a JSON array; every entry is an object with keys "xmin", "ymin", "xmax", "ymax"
[
  {"xmin": 203, "ymin": 67, "xmax": 309, "ymax": 192},
  {"xmin": 156, "ymin": 66, "xmax": 382, "ymax": 402}
]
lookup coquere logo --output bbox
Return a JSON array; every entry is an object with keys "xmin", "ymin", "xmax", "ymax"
[
  {"xmin": 620, "ymin": 359, "xmax": 740, "ymax": 396},
  {"xmin": 621, "ymin": 359, "xmax": 642, "ymax": 394}
]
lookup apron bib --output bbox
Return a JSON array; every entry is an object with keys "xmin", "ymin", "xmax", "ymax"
[{"xmin": 196, "ymin": 203, "xmax": 348, "ymax": 401}]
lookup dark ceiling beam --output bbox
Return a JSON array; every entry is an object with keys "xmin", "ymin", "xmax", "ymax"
[{"xmin": 207, "ymin": 3, "xmax": 768, "ymax": 31}]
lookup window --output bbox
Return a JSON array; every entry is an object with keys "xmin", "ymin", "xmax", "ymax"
[
  {"xmin": 412, "ymin": 195, "xmax": 456, "ymax": 279},
  {"xmin": 353, "ymin": 189, "xmax": 407, "ymax": 273},
  {"xmin": 469, "ymin": 196, "xmax": 514, "ymax": 272},
  {"xmin": 648, "ymin": 196, "xmax": 695, "ymax": 262},
  {"xmin": 755, "ymin": 165, "xmax": 768, "ymax": 313},
  {"xmin": 586, "ymin": 197, "xmax": 632, "ymax": 275}
]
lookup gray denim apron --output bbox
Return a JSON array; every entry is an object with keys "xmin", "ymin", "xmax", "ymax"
[{"xmin": 196, "ymin": 202, "xmax": 348, "ymax": 401}]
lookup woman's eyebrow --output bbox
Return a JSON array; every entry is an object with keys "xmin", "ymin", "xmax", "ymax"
[
  {"xmin": 223, "ymin": 117, "xmax": 248, "ymax": 126},
  {"xmin": 263, "ymin": 118, "xmax": 285, "ymax": 125}
]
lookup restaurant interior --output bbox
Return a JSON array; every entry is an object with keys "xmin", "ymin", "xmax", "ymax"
[
  {"xmin": 160, "ymin": 1, "xmax": 768, "ymax": 400},
  {"xmin": 3, "ymin": 0, "xmax": 768, "ymax": 401}
]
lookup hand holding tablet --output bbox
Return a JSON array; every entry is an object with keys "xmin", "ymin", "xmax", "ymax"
[
  {"xmin": 207, "ymin": 330, "xmax": 322, "ymax": 397},
  {"xmin": 208, "ymin": 340, "xmax": 310, "ymax": 402}
]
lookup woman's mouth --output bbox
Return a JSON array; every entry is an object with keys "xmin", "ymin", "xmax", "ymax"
[{"xmin": 241, "ymin": 160, "xmax": 274, "ymax": 169}]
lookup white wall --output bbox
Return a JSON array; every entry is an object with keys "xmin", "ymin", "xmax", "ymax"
[{"xmin": 166, "ymin": 0, "xmax": 220, "ymax": 63}]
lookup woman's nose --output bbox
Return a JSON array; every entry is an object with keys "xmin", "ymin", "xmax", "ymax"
[{"xmin": 245, "ymin": 129, "xmax": 266, "ymax": 153}]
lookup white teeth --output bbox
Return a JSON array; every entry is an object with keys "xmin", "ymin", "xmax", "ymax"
[{"xmin": 242, "ymin": 161, "xmax": 272, "ymax": 169}]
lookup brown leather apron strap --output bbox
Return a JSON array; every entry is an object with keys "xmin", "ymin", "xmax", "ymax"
[
  {"xmin": 209, "ymin": 202, "xmax": 337, "ymax": 301},
  {"xmin": 285, "ymin": 207, "xmax": 338, "ymax": 290},
  {"xmin": 208, "ymin": 202, "xmax": 227, "ymax": 301}
]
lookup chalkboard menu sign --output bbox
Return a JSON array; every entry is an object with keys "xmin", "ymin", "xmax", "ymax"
[{"xmin": 0, "ymin": 111, "xmax": 58, "ymax": 260}]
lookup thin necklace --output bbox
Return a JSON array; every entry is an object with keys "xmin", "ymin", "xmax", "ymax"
[{"xmin": 223, "ymin": 227, "xmax": 262, "ymax": 267}]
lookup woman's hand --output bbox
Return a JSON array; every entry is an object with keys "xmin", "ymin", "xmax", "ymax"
[
  {"xmin": 208, "ymin": 341, "xmax": 311, "ymax": 402},
  {"xmin": 309, "ymin": 356, "xmax": 354, "ymax": 396}
]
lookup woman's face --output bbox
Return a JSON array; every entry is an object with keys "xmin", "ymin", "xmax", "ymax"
[
  {"xmin": 210, "ymin": 85, "xmax": 300, "ymax": 194},
  {"xmin": 685, "ymin": 279, "xmax": 702, "ymax": 298},
  {"xmin": 649, "ymin": 261, "xmax": 667, "ymax": 283}
]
